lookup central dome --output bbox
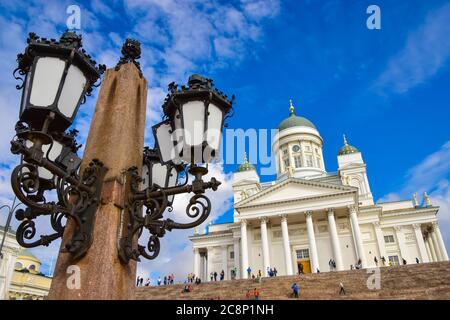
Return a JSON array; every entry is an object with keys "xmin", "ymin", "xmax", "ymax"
[{"xmin": 277, "ymin": 100, "xmax": 316, "ymax": 131}]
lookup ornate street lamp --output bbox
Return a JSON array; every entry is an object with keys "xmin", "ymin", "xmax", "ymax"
[
  {"xmin": 153, "ymin": 74, "xmax": 234, "ymax": 164},
  {"xmin": 118, "ymin": 74, "xmax": 234, "ymax": 263},
  {"xmin": 14, "ymin": 31, "xmax": 106, "ymax": 132},
  {"xmin": 9, "ymin": 31, "xmax": 107, "ymax": 258}
]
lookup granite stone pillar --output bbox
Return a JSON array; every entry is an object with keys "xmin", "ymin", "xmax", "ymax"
[{"xmin": 48, "ymin": 62, "xmax": 147, "ymax": 300}]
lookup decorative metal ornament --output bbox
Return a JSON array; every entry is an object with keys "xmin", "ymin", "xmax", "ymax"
[{"xmin": 118, "ymin": 163, "xmax": 220, "ymax": 263}]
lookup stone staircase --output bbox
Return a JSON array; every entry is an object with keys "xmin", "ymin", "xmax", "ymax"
[{"xmin": 136, "ymin": 261, "xmax": 450, "ymax": 300}]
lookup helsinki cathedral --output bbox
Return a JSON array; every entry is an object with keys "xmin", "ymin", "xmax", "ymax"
[{"xmin": 190, "ymin": 100, "xmax": 449, "ymax": 280}]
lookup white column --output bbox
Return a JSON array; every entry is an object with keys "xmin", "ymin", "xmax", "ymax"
[
  {"xmin": 430, "ymin": 228, "xmax": 443, "ymax": 261},
  {"xmin": 348, "ymin": 205, "xmax": 367, "ymax": 268},
  {"xmin": 327, "ymin": 208, "xmax": 344, "ymax": 271},
  {"xmin": 373, "ymin": 222, "xmax": 387, "ymax": 266},
  {"xmin": 260, "ymin": 217, "xmax": 271, "ymax": 276},
  {"xmin": 221, "ymin": 245, "xmax": 228, "ymax": 280},
  {"xmin": 413, "ymin": 224, "xmax": 430, "ymax": 263},
  {"xmin": 240, "ymin": 220, "xmax": 249, "ymax": 279},
  {"xmin": 427, "ymin": 234, "xmax": 438, "ymax": 262},
  {"xmin": 193, "ymin": 248, "xmax": 201, "ymax": 278},
  {"xmin": 394, "ymin": 226, "xmax": 409, "ymax": 263},
  {"xmin": 305, "ymin": 211, "xmax": 320, "ymax": 273},
  {"xmin": 433, "ymin": 222, "xmax": 449, "ymax": 261},
  {"xmin": 425, "ymin": 238, "xmax": 433, "ymax": 262},
  {"xmin": 206, "ymin": 247, "xmax": 212, "ymax": 281},
  {"xmin": 280, "ymin": 215, "xmax": 293, "ymax": 275},
  {"xmin": 233, "ymin": 237, "xmax": 240, "ymax": 278}
]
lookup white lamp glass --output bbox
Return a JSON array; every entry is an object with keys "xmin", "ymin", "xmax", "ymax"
[
  {"xmin": 58, "ymin": 65, "xmax": 87, "ymax": 117},
  {"xmin": 206, "ymin": 103, "xmax": 223, "ymax": 151},
  {"xmin": 155, "ymin": 121, "xmax": 181, "ymax": 165},
  {"xmin": 152, "ymin": 163, "xmax": 168, "ymax": 187},
  {"xmin": 181, "ymin": 101, "xmax": 205, "ymax": 147},
  {"xmin": 30, "ymin": 57, "xmax": 65, "ymax": 107}
]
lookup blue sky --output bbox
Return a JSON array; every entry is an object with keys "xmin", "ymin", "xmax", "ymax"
[{"xmin": 0, "ymin": 0, "xmax": 449, "ymax": 280}]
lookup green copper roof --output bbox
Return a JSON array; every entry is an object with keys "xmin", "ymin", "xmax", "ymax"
[
  {"xmin": 18, "ymin": 249, "xmax": 39, "ymax": 260},
  {"xmin": 277, "ymin": 100, "xmax": 316, "ymax": 131},
  {"xmin": 236, "ymin": 153, "xmax": 256, "ymax": 172},
  {"xmin": 338, "ymin": 134, "xmax": 359, "ymax": 155}
]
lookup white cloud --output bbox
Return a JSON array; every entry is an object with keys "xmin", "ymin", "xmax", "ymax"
[{"xmin": 374, "ymin": 3, "xmax": 450, "ymax": 94}]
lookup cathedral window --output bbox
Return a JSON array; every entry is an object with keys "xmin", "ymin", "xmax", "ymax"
[
  {"xmin": 316, "ymin": 157, "xmax": 321, "ymax": 168},
  {"xmin": 296, "ymin": 249, "xmax": 309, "ymax": 259},
  {"xmin": 306, "ymin": 155, "xmax": 313, "ymax": 167},
  {"xmin": 230, "ymin": 251, "xmax": 234, "ymax": 259},
  {"xmin": 283, "ymin": 158, "xmax": 290, "ymax": 168},
  {"xmin": 294, "ymin": 156, "xmax": 302, "ymax": 168},
  {"xmin": 283, "ymin": 148, "xmax": 288, "ymax": 155},
  {"xmin": 384, "ymin": 235, "xmax": 395, "ymax": 243}
]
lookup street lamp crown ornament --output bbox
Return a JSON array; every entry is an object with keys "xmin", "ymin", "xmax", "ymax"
[{"xmin": 115, "ymin": 38, "xmax": 142, "ymax": 75}]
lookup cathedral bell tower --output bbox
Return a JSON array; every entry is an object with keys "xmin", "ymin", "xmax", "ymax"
[{"xmin": 337, "ymin": 134, "xmax": 374, "ymax": 206}]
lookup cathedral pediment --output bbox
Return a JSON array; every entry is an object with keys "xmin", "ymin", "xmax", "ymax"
[{"xmin": 235, "ymin": 177, "xmax": 357, "ymax": 208}]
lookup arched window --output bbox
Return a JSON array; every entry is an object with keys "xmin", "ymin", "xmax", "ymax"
[
  {"xmin": 28, "ymin": 264, "xmax": 36, "ymax": 271},
  {"xmin": 14, "ymin": 262, "xmax": 23, "ymax": 269}
]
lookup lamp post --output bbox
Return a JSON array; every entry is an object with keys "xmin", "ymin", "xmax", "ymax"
[{"xmin": 8, "ymin": 32, "xmax": 234, "ymax": 299}]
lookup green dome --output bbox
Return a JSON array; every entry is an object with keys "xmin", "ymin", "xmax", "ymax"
[
  {"xmin": 278, "ymin": 113, "xmax": 317, "ymax": 131},
  {"xmin": 338, "ymin": 134, "xmax": 359, "ymax": 155},
  {"xmin": 277, "ymin": 100, "xmax": 316, "ymax": 131},
  {"xmin": 236, "ymin": 153, "xmax": 255, "ymax": 172}
]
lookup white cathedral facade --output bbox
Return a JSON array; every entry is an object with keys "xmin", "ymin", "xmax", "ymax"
[{"xmin": 190, "ymin": 101, "xmax": 449, "ymax": 280}]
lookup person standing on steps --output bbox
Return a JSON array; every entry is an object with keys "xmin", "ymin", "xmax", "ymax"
[
  {"xmin": 329, "ymin": 258, "xmax": 333, "ymax": 271},
  {"xmin": 220, "ymin": 270, "xmax": 225, "ymax": 281},
  {"xmin": 258, "ymin": 270, "xmax": 262, "ymax": 278},
  {"xmin": 273, "ymin": 267, "xmax": 278, "ymax": 276},
  {"xmin": 254, "ymin": 288, "xmax": 260, "ymax": 300},
  {"xmin": 213, "ymin": 271, "xmax": 218, "ymax": 281},
  {"xmin": 374, "ymin": 256, "xmax": 378, "ymax": 266},
  {"xmin": 291, "ymin": 283, "xmax": 299, "ymax": 299},
  {"xmin": 416, "ymin": 257, "xmax": 420, "ymax": 264},
  {"xmin": 402, "ymin": 258, "xmax": 407, "ymax": 265},
  {"xmin": 339, "ymin": 282, "xmax": 346, "ymax": 295},
  {"xmin": 381, "ymin": 256, "xmax": 386, "ymax": 266},
  {"xmin": 245, "ymin": 290, "xmax": 252, "ymax": 300},
  {"xmin": 247, "ymin": 266, "xmax": 252, "ymax": 278}
]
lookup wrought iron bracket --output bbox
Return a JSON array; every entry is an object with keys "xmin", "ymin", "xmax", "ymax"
[
  {"xmin": 10, "ymin": 132, "xmax": 108, "ymax": 260},
  {"xmin": 118, "ymin": 165, "xmax": 220, "ymax": 264}
]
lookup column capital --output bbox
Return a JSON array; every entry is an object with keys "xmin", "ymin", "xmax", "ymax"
[
  {"xmin": 412, "ymin": 223, "xmax": 422, "ymax": 230},
  {"xmin": 327, "ymin": 208, "xmax": 335, "ymax": 215},
  {"xmin": 305, "ymin": 211, "xmax": 313, "ymax": 218},
  {"xmin": 347, "ymin": 204, "xmax": 358, "ymax": 214},
  {"xmin": 431, "ymin": 221, "xmax": 439, "ymax": 228},
  {"xmin": 372, "ymin": 221, "xmax": 381, "ymax": 228},
  {"xmin": 259, "ymin": 216, "xmax": 269, "ymax": 224},
  {"xmin": 240, "ymin": 219, "xmax": 247, "ymax": 226},
  {"xmin": 279, "ymin": 214, "xmax": 288, "ymax": 222},
  {"xmin": 394, "ymin": 225, "xmax": 403, "ymax": 232}
]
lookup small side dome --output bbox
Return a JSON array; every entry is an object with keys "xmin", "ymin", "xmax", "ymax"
[
  {"xmin": 278, "ymin": 100, "xmax": 317, "ymax": 131},
  {"xmin": 338, "ymin": 134, "xmax": 359, "ymax": 155},
  {"xmin": 236, "ymin": 153, "xmax": 256, "ymax": 172}
]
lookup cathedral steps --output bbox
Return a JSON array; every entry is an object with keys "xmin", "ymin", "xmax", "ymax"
[{"xmin": 135, "ymin": 261, "xmax": 450, "ymax": 300}]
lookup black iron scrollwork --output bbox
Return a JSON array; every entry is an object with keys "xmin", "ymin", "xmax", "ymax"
[
  {"xmin": 9, "ymin": 124, "xmax": 107, "ymax": 259},
  {"xmin": 118, "ymin": 165, "xmax": 219, "ymax": 263}
]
